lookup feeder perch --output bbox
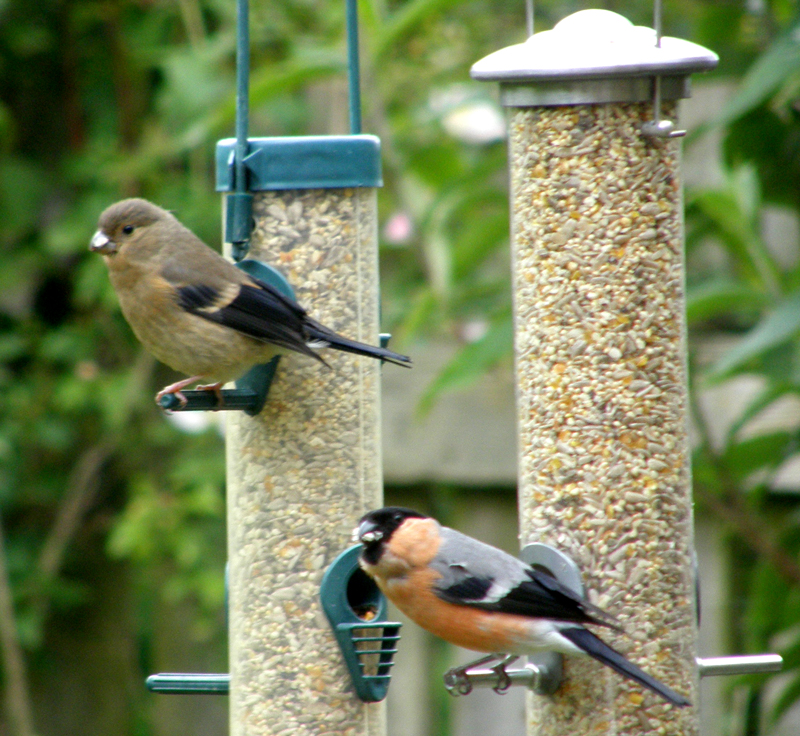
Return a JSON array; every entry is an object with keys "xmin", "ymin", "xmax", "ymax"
[
  {"xmin": 158, "ymin": 259, "xmax": 294, "ymax": 415},
  {"xmin": 146, "ymin": 673, "xmax": 230, "ymax": 695},
  {"xmin": 443, "ymin": 653, "xmax": 562, "ymax": 697},
  {"xmin": 320, "ymin": 546, "xmax": 402, "ymax": 702}
]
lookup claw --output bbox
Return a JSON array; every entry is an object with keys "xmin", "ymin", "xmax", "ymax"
[
  {"xmin": 195, "ymin": 382, "xmax": 225, "ymax": 408},
  {"xmin": 443, "ymin": 654, "xmax": 510, "ymax": 697},
  {"xmin": 156, "ymin": 376, "xmax": 204, "ymax": 408},
  {"xmin": 443, "ymin": 669, "xmax": 473, "ymax": 696},
  {"xmin": 491, "ymin": 655, "xmax": 519, "ymax": 694},
  {"xmin": 155, "ymin": 378, "xmax": 225, "ymax": 410}
]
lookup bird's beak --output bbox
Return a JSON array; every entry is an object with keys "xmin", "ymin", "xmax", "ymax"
[
  {"xmin": 89, "ymin": 230, "xmax": 116, "ymax": 255},
  {"xmin": 352, "ymin": 520, "xmax": 382, "ymax": 544}
]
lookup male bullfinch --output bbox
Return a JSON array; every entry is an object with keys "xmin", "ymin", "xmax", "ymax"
[
  {"xmin": 89, "ymin": 198, "xmax": 411, "ymax": 404},
  {"xmin": 354, "ymin": 507, "xmax": 690, "ymax": 707}
]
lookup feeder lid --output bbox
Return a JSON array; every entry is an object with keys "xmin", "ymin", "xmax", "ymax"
[{"xmin": 471, "ymin": 9, "xmax": 718, "ymax": 83}]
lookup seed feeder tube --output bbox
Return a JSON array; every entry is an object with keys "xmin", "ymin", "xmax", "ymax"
[
  {"xmin": 221, "ymin": 144, "xmax": 385, "ymax": 736},
  {"xmin": 219, "ymin": 0, "xmax": 390, "ymax": 734},
  {"xmin": 472, "ymin": 9, "xmax": 716, "ymax": 735}
]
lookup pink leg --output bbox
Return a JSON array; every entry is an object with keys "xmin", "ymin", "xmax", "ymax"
[
  {"xmin": 196, "ymin": 382, "xmax": 225, "ymax": 407},
  {"xmin": 155, "ymin": 375, "xmax": 204, "ymax": 407}
]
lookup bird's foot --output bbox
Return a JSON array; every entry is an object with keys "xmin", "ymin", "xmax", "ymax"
[
  {"xmin": 443, "ymin": 654, "xmax": 509, "ymax": 697},
  {"xmin": 195, "ymin": 382, "xmax": 225, "ymax": 408},
  {"xmin": 155, "ymin": 376, "xmax": 204, "ymax": 409},
  {"xmin": 490, "ymin": 655, "xmax": 520, "ymax": 694}
]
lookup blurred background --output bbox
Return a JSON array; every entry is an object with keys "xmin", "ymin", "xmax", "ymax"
[{"xmin": 1, "ymin": 0, "xmax": 800, "ymax": 734}]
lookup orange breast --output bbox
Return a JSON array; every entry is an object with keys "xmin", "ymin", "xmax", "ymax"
[{"xmin": 383, "ymin": 567, "xmax": 532, "ymax": 654}]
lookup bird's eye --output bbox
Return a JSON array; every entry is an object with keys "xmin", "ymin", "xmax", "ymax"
[{"xmin": 122, "ymin": 225, "xmax": 135, "ymax": 235}]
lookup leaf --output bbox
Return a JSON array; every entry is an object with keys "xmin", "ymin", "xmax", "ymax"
[
  {"xmin": 451, "ymin": 210, "xmax": 508, "ymax": 280},
  {"xmin": 773, "ymin": 672, "xmax": 800, "ymax": 722},
  {"xmin": 373, "ymin": 0, "xmax": 467, "ymax": 60},
  {"xmin": 686, "ymin": 279, "xmax": 769, "ymax": 325},
  {"xmin": 726, "ymin": 383, "xmax": 797, "ymax": 442},
  {"xmin": 748, "ymin": 562, "xmax": 788, "ymax": 634},
  {"xmin": 0, "ymin": 157, "xmax": 45, "ymax": 242},
  {"xmin": 153, "ymin": 51, "xmax": 344, "ymax": 155},
  {"xmin": 0, "ymin": 334, "xmax": 29, "ymax": 363},
  {"xmin": 417, "ymin": 311, "xmax": 512, "ymax": 415},
  {"xmin": 778, "ymin": 629, "xmax": 800, "ymax": 669},
  {"xmin": 722, "ymin": 432, "xmax": 793, "ymax": 481},
  {"xmin": 708, "ymin": 292, "xmax": 800, "ymax": 380},
  {"xmin": 394, "ymin": 286, "xmax": 439, "ymax": 343},
  {"xmin": 716, "ymin": 28, "xmax": 800, "ymax": 128},
  {"xmin": 691, "ymin": 184, "xmax": 780, "ymax": 294},
  {"xmin": 724, "ymin": 104, "xmax": 800, "ymax": 211}
]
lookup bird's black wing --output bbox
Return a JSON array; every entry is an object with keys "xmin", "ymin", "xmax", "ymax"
[
  {"xmin": 175, "ymin": 277, "xmax": 326, "ymax": 363},
  {"xmin": 430, "ymin": 528, "xmax": 618, "ymax": 627},
  {"xmin": 170, "ymin": 264, "xmax": 411, "ymax": 367},
  {"xmin": 485, "ymin": 569, "xmax": 620, "ymax": 628},
  {"xmin": 437, "ymin": 567, "xmax": 617, "ymax": 628}
]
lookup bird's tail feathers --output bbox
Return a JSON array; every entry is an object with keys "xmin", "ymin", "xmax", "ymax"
[
  {"xmin": 582, "ymin": 602, "xmax": 624, "ymax": 632},
  {"xmin": 559, "ymin": 626, "xmax": 690, "ymax": 707},
  {"xmin": 305, "ymin": 325, "xmax": 412, "ymax": 367}
]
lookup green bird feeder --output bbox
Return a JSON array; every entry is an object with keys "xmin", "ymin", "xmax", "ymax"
[{"xmin": 320, "ymin": 546, "xmax": 402, "ymax": 702}]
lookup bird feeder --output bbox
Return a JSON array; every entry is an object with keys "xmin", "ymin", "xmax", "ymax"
[
  {"xmin": 219, "ymin": 0, "xmax": 390, "ymax": 734},
  {"xmin": 320, "ymin": 546, "xmax": 402, "ymax": 702},
  {"xmin": 472, "ymin": 8, "xmax": 715, "ymax": 735}
]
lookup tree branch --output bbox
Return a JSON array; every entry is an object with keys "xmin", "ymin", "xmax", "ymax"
[
  {"xmin": 0, "ymin": 517, "xmax": 35, "ymax": 736},
  {"xmin": 37, "ymin": 443, "xmax": 111, "ymax": 581}
]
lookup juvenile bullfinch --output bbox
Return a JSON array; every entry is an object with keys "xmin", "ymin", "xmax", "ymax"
[
  {"xmin": 89, "ymin": 198, "xmax": 411, "ymax": 404},
  {"xmin": 354, "ymin": 507, "xmax": 690, "ymax": 707}
]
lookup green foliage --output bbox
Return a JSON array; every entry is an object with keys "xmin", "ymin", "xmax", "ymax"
[
  {"xmin": 685, "ymin": 278, "xmax": 769, "ymax": 326},
  {"xmin": 707, "ymin": 292, "xmax": 800, "ymax": 380},
  {"xmin": 714, "ymin": 28, "xmax": 800, "ymax": 129},
  {"xmin": 417, "ymin": 308, "xmax": 513, "ymax": 414}
]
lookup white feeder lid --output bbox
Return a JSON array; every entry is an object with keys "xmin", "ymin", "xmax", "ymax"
[{"xmin": 471, "ymin": 9, "xmax": 718, "ymax": 82}]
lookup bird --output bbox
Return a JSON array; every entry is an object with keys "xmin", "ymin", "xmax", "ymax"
[
  {"xmin": 89, "ymin": 198, "xmax": 411, "ymax": 405},
  {"xmin": 353, "ymin": 506, "xmax": 691, "ymax": 707}
]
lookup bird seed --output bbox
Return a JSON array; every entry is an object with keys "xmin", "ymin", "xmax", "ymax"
[{"xmin": 509, "ymin": 103, "xmax": 698, "ymax": 735}]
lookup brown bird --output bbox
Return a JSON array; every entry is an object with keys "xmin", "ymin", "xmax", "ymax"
[{"xmin": 89, "ymin": 198, "xmax": 411, "ymax": 405}]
